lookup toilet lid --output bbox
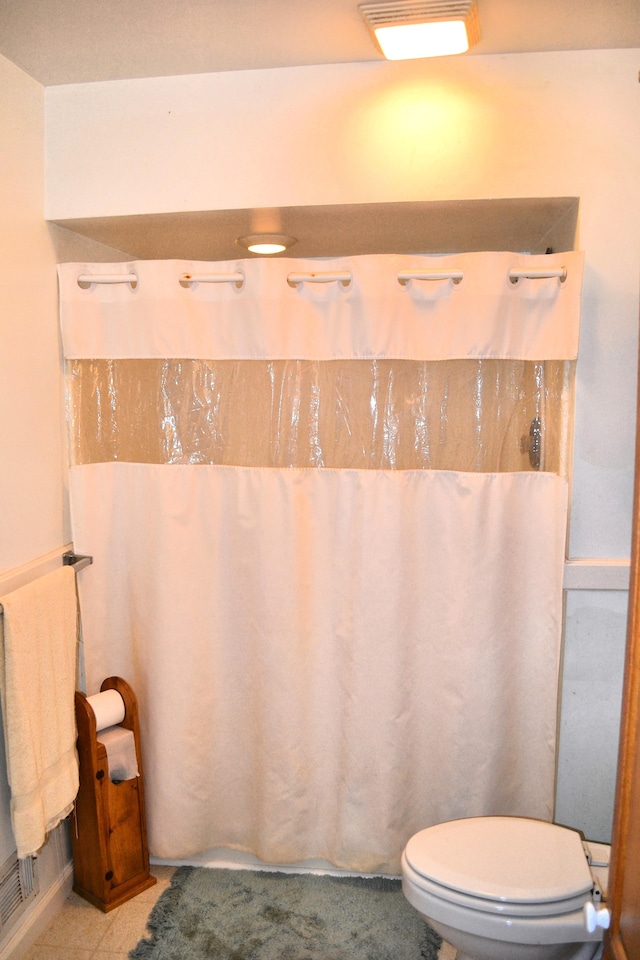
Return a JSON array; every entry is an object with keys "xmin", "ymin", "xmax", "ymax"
[{"xmin": 404, "ymin": 817, "xmax": 594, "ymax": 904}]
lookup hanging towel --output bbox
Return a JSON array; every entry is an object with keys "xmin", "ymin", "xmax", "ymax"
[{"xmin": 0, "ymin": 566, "xmax": 79, "ymax": 858}]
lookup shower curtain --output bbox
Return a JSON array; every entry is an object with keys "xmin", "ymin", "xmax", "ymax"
[{"xmin": 59, "ymin": 251, "xmax": 583, "ymax": 874}]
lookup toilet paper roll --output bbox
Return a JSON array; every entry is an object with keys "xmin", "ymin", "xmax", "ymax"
[
  {"xmin": 87, "ymin": 689, "xmax": 126, "ymax": 731},
  {"xmin": 97, "ymin": 725, "xmax": 139, "ymax": 782}
]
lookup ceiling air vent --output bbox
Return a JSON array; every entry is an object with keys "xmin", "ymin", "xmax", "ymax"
[{"xmin": 360, "ymin": 0, "xmax": 480, "ymax": 58}]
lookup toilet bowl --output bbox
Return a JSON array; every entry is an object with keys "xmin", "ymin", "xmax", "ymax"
[{"xmin": 401, "ymin": 817, "xmax": 610, "ymax": 960}]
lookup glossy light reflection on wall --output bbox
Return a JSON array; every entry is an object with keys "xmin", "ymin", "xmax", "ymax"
[{"xmin": 343, "ymin": 76, "xmax": 492, "ymax": 194}]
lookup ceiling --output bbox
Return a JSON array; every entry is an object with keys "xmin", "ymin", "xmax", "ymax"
[
  {"xmin": 50, "ymin": 198, "xmax": 580, "ymax": 262},
  {"xmin": 5, "ymin": 0, "xmax": 630, "ymax": 260},
  {"xmin": 0, "ymin": 0, "xmax": 638, "ymax": 87}
]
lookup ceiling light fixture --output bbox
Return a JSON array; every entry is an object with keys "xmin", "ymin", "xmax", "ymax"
[
  {"xmin": 359, "ymin": 0, "xmax": 480, "ymax": 60},
  {"xmin": 236, "ymin": 234, "xmax": 297, "ymax": 255}
]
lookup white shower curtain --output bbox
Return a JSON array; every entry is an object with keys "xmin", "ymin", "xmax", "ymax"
[{"xmin": 59, "ymin": 251, "xmax": 583, "ymax": 874}]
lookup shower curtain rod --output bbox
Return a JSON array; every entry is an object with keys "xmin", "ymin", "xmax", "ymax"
[
  {"xmin": 75, "ymin": 266, "xmax": 569, "ymax": 288},
  {"xmin": 0, "ymin": 551, "xmax": 93, "ymax": 615}
]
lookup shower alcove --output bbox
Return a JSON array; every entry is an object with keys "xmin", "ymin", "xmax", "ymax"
[{"xmin": 57, "ymin": 198, "xmax": 582, "ymax": 873}]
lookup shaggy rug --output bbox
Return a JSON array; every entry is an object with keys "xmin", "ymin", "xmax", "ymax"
[{"xmin": 129, "ymin": 866, "xmax": 442, "ymax": 960}]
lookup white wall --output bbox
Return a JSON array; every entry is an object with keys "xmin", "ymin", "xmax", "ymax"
[
  {"xmin": 1, "ymin": 59, "xmax": 69, "ymax": 573},
  {"xmin": 43, "ymin": 49, "xmax": 640, "ymax": 842},
  {"xmin": 0, "ymin": 52, "xmax": 73, "ymax": 952},
  {"xmin": 556, "ymin": 590, "xmax": 629, "ymax": 839}
]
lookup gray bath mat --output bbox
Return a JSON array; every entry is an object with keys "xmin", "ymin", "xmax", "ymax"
[{"xmin": 129, "ymin": 866, "xmax": 442, "ymax": 960}]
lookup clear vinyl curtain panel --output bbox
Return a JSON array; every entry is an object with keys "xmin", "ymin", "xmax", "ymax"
[
  {"xmin": 67, "ymin": 358, "xmax": 572, "ymax": 473},
  {"xmin": 59, "ymin": 252, "xmax": 582, "ymax": 873}
]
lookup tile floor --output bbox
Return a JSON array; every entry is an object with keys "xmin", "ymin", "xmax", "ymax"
[{"xmin": 22, "ymin": 865, "xmax": 175, "ymax": 960}]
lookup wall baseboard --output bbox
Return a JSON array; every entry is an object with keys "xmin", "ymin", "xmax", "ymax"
[{"xmin": 0, "ymin": 860, "xmax": 73, "ymax": 960}]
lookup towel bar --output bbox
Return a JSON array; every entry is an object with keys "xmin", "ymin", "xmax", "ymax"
[
  {"xmin": 0, "ymin": 551, "xmax": 93, "ymax": 614},
  {"xmin": 62, "ymin": 551, "xmax": 93, "ymax": 572}
]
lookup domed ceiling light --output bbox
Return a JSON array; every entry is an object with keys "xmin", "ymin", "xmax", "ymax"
[
  {"xmin": 236, "ymin": 234, "xmax": 297, "ymax": 255},
  {"xmin": 359, "ymin": 0, "xmax": 480, "ymax": 60}
]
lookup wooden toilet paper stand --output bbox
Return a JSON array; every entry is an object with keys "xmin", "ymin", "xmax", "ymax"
[{"xmin": 71, "ymin": 676, "xmax": 156, "ymax": 911}]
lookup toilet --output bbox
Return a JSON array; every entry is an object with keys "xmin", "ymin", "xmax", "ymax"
[{"xmin": 401, "ymin": 816, "xmax": 610, "ymax": 960}]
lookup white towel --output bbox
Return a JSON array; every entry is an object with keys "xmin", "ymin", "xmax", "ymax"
[{"xmin": 0, "ymin": 566, "xmax": 79, "ymax": 858}]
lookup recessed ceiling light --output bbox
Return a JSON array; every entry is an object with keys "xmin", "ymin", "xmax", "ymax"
[
  {"xmin": 236, "ymin": 234, "xmax": 297, "ymax": 255},
  {"xmin": 359, "ymin": 0, "xmax": 480, "ymax": 60}
]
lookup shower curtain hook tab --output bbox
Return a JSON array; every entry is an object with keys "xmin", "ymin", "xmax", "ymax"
[
  {"xmin": 179, "ymin": 271, "xmax": 245, "ymax": 290},
  {"xmin": 287, "ymin": 271, "xmax": 352, "ymax": 289},
  {"xmin": 397, "ymin": 270, "xmax": 464, "ymax": 286},
  {"xmin": 76, "ymin": 273, "xmax": 138, "ymax": 290},
  {"xmin": 508, "ymin": 267, "xmax": 567, "ymax": 284}
]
